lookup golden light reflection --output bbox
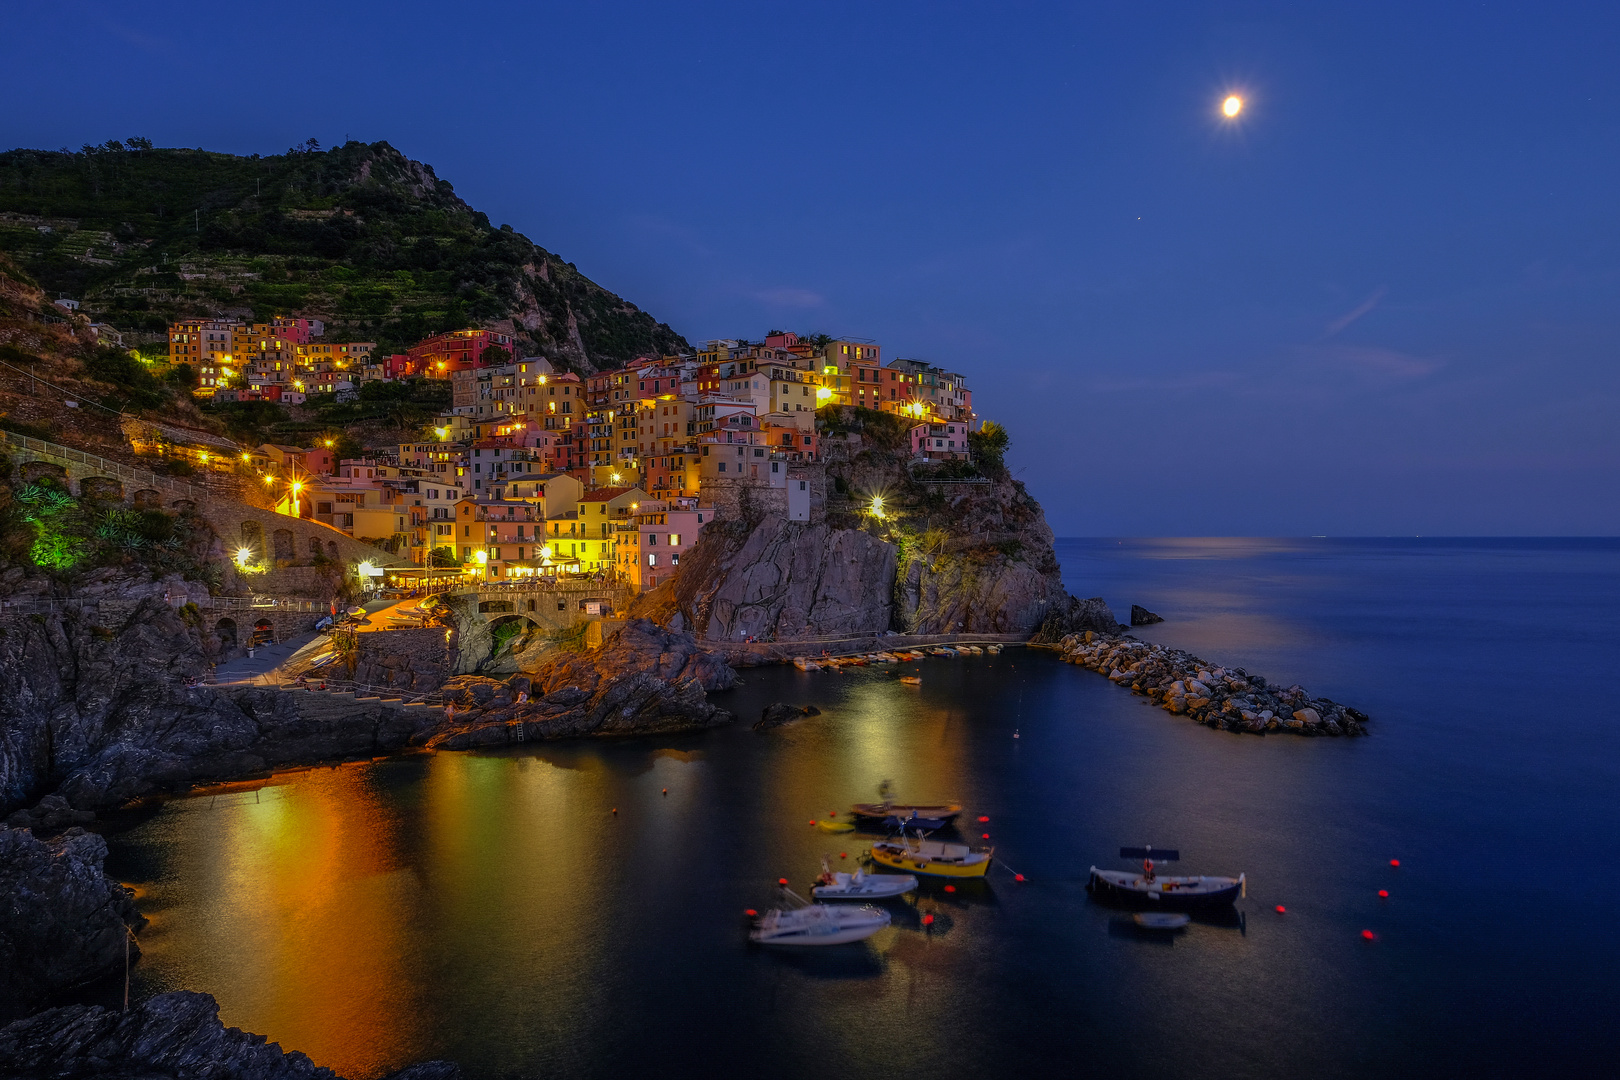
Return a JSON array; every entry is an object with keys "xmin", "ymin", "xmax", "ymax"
[{"xmin": 157, "ymin": 767, "xmax": 422, "ymax": 1078}]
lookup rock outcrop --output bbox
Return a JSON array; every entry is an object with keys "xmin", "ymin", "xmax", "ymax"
[
  {"xmin": 0, "ymin": 825, "xmax": 144, "ymax": 1023},
  {"xmin": 664, "ymin": 412, "xmax": 1093, "ymax": 642},
  {"xmin": 754, "ymin": 702, "xmax": 822, "ymax": 730},
  {"xmin": 423, "ymin": 619, "xmax": 735, "ymax": 748},
  {"xmin": 1057, "ymin": 631, "xmax": 1370, "ymax": 736},
  {"xmin": 1130, "ymin": 604, "xmax": 1165, "ymax": 626},
  {"xmin": 0, "ymin": 991, "xmax": 460, "ymax": 1080}
]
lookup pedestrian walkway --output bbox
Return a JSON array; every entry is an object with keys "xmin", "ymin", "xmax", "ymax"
[{"xmin": 210, "ymin": 598, "xmax": 395, "ymax": 686}]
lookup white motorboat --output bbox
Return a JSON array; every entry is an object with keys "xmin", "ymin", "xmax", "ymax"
[
  {"xmin": 811, "ymin": 859, "xmax": 917, "ymax": 900},
  {"xmin": 749, "ymin": 887, "xmax": 890, "ymax": 946},
  {"xmin": 1088, "ymin": 846, "xmax": 1245, "ymax": 910}
]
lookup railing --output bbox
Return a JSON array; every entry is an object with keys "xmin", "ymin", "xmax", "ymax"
[
  {"xmin": 0, "ymin": 431, "xmax": 212, "ymax": 499},
  {"xmin": 280, "ymin": 677, "xmax": 445, "ymax": 705}
]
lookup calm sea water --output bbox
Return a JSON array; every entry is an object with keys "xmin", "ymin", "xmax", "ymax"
[{"xmin": 100, "ymin": 538, "xmax": 1620, "ymax": 1079}]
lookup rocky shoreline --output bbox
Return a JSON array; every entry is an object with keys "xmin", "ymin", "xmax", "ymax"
[{"xmin": 1057, "ymin": 631, "xmax": 1370, "ymax": 736}]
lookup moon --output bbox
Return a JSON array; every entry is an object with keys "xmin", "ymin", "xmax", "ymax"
[{"xmin": 1222, "ymin": 95, "xmax": 1243, "ymax": 118}]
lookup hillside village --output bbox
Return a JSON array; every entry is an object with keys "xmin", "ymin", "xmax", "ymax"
[{"xmin": 147, "ymin": 317, "xmax": 980, "ymax": 593}]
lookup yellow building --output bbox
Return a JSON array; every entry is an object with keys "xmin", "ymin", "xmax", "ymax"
[{"xmin": 572, "ymin": 485, "xmax": 648, "ymax": 572}]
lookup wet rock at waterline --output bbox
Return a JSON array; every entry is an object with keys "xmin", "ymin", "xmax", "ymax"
[
  {"xmin": 0, "ymin": 826, "xmax": 145, "ymax": 1023},
  {"xmin": 1130, "ymin": 604, "xmax": 1165, "ymax": 626},
  {"xmin": 754, "ymin": 702, "xmax": 823, "ymax": 730},
  {"xmin": 424, "ymin": 619, "xmax": 736, "ymax": 748},
  {"xmin": 1058, "ymin": 631, "xmax": 1369, "ymax": 737},
  {"xmin": 0, "ymin": 991, "xmax": 461, "ymax": 1080}
]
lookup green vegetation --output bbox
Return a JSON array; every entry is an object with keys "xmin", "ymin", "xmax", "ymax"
[
  {"xmin": 1, "ymin": 467, "xmax": 211, "ymax": 578},
  {"xmin": 0, "ymin": 140, "xmax": 689, "ymax": 366},
  {"xmin": 968, "ymin": 420, "xmax": 1009, "ymax": 476}
]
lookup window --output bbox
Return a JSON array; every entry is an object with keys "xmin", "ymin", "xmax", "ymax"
[
  {"xmin": 647, "ymin": 553, "xmax": 658, "ymax": 566},
  {"xmin": 669, "ymin": 534, "xmax": 681, "ymax": 546}
]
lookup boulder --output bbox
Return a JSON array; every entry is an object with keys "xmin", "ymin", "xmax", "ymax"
[
  {"xmin": 754, "ymin": 703, "xmax": 821, "ymax": 730},
  {"xmin": 1130, "ymin": 604, "xmax": 1164, "ymax": 626},
  {"xmin": 1292, "ymin": 708, "xmax": 1322, "ymax": 725}
]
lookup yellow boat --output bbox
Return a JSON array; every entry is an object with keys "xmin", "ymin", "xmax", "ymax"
[
  {"xmin": 870, "ymin": 837, "xmax": 993, "ymax": 878},
  {"xmin": 817, "ymin": 819, "xmax": 855, "ymax": 833}
]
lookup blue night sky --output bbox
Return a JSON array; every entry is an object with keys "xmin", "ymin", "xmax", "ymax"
[{"xmin": 5, "ymin": 2, "xmax": 1618, "ymax": 536}]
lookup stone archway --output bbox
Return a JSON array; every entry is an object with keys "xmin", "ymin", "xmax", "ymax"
[
  {"xmin": 215, "ymin": 617, "xmax": 237, "ymax": 647},
  {"xmin": 252, "ymin": 618, "xmax": 274, "ymax": 646},
  {"xmin": 79, "ymin": 476, "xmax": 124, "ymax": 501},
  {"xmin": 273, "ymin": 528, "xmax": 295, "ymax": 561},
  {"xmin": 133, "ymin": 488, "xmax": 163, "ymax": 510},
  {"xmin": 309, "ymin": 536, "xmax": 323, "ymax": 559},
  {"xmin": 240, "ymin": 521, "xmax": 265, "ymax": 560},
  {"xmin": 18, "ymin": 462, "xmax": 66, "ymax": 486}
]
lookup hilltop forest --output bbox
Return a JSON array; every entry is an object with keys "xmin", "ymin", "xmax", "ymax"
[{"xmin": 0, "ymin": 138, "xmax": 689, "ymax": 370}]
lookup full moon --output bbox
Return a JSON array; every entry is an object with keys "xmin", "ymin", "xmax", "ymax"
[{"xmin": 1222, "ymin": 95, "xmax": 1244, "ymax": 118}]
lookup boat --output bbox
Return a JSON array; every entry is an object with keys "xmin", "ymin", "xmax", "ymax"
[
  {"xmin": 748, "ymin": 887, "xmax": 891, "ymax": 946},
  {"xmin": 851, "ymin": 801, "xmax": 962, "ymax": 824},
  {"xmin": 937, "ymin": 647, "xmax": 959, "ymax": 656},
  {"xmin": 792, "ymin": 657, "xmax": 821, "ymax": 671},
  {"xmin": 899, "ymin": 676, "xmax": 921, "ymax": 685},
  {"xmin": 882, "ymin": 812, "xmax": 951, "ymax": 831},
  {"xmin": 813, "ymin": 859, "xmax": 918, "ymax": 900},
  {"xmin": 987, "ymin": 645, "xmax": 1002, "ymax": 654},
  {"xmin": 870, "ymin": 834, "xmax": 993, "ymax": 878},
  {"xmin": 816, "ymin": 818, "xmax": 854, "ymax": 833},
  {"xmin": 1087, "ymin": 846, "xmax": 1245, "ymax": 910},
  {"xmin": 1133, "ymin": 912, "xmax": 1191, "ymax": 930}
]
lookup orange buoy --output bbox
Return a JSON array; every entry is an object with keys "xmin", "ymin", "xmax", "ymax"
[
  {"xmin": 1275, "ymin": 905, "xmax": 1286, "ymax": 914},
  {"xmin": 611, "ymin": 808, "xmax": 617, "ymax": 815},
  {"xmin": 1378, "ymin": 890, "xmax": 1389, "ymax": 898},
  {"xmin": 1361, "ymin": 929, "xmax": 1377, "ymax": 941},
  {"xmin": 662, "ymin": 788, "xmax": 667, "ymax": 794},
  {"xmin": 1389, "ymin": 859, "xmax": 1400, "ymax": 867}
]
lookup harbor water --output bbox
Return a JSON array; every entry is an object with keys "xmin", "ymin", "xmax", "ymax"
[{"xmin": 101, "ymin": 538, "xmax": 1620, "ymax": 1079}]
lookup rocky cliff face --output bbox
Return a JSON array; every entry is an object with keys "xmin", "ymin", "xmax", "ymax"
[
  {"xmin": 0, "ymin": 991, "xmax": 459, "ymax": 1080},
  {"xmin": 660, "ymin": 412, "xmax": 1119, "ymax": 642},
  {"xmin": 426, "ymin": 619, "xmax": 735, "ymax": 749},
  {"xmin": 0, "ymin": 825, "xmax": 144, "ymax": 1023}
]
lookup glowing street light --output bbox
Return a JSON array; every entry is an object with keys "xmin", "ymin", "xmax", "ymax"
[
  {"xmin": 870, "ymin": 495, "xmax": 885, "ymax": 519},
  {"xmin": 1222, "ymin": 94, "xmax": 1244, "ymax": 118}
]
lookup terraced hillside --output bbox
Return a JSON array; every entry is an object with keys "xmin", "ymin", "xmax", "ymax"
[{"xmin": 0, "ymin": 139, "xmax": 688, "ymax": 369}]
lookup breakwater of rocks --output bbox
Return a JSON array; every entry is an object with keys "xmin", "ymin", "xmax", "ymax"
[{"xmin": 1057, "ymin": 631, "xmax": 1370, "ymax": 736}]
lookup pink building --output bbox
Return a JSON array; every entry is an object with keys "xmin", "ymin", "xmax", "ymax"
[{"xmin": 910, "ymin": 421, "xmax": 970, "ymax": 461}]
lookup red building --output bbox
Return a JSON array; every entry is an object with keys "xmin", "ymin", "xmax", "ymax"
[{"xmin": 405, "ymin": 329, "xmax": 518, "ymax": 378}]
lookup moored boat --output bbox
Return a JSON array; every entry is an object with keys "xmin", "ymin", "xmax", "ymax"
[
  {"xmin": 748, "ymin": 887, "xmax": 891, "ymax": 946},
  {"xmin": 870, "ymin": 835, "xmax": 993, "ymax": 878},
  {"xmin": 1087, "ymin": 846, "xmax": 1244, "ymax": 909},
  {"xmin": 792, "ymin": 657, "xmax": 821, "ymax": 671},
  {"xmin": 899, "ymin": 676, "xmax": 921, "ymax": 685},
  {"xmin": 851, "ymin": 801, "xmax": 962, "ymax": 824},
  {"xmin": 812, "ymin": 857, "xmax": 917, "ymax": 899}
]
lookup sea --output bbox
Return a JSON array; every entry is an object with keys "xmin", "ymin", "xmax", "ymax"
[{"xmin": 97, "ymin": 538, "xmax": 1620, "ymax": 1079}]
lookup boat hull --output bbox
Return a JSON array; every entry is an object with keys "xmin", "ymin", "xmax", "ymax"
[
  {"xmin": 870, "ymin": 845, "xmax": 992, "ymax": 878},
  {"xmin": 851, "ymin": 802, "xmax": 962, "ymax": 824},
  {"xmin": 813, "ymin": 874, "xmax": 918, "ymax": 900},
  {"xmin": 1087, "ymin": 868, "xmax": 1243, "ymax": 909}
]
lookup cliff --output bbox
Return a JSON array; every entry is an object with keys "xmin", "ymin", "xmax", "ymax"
[{"xmin": 655, "ymin": 409, "xmax": 1120, "ymax": 643}]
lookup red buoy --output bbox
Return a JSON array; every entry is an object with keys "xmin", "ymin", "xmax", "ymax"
[
  {"xmin": 1361, "ymin": 929, "xmax": 1377, "ymax": 941},
  {"xmin": 944, "ymin": 885, "xmax": 956, "ymax": 893},
  {"xmin": 1014, "ymin": 873, "xmax": 1026, "ymax": 882},
  {"xmin": 829, "ymin": 811, "xmax": 837, "ymax": 816},
  {"xmin": 1275, "ymin": 905, "xmax": 1286, "ymax": 914},
  {"xmin": 982, "ymin": 833, "xmax": 990, "ymax": 839},
  {"xmin": 809, "ymin": 820, "xmax": 817, "ymax": 826},
  {"xmin": 662, "ymin": 788, "xmax": 667, "ymax": 794},
  {"xmin": 1378, "ymin": 889, "xmax": 1389, "ymax": 898},
  {"xmin": 611, "ymin": 808, "xmax": 617, "ymax": 815},
  {"xmin": 977, "ymin": 816, "xmax": 989, "ymax": 822},
  {"xmin": 1390, "ymin": 859, "xmax": 1400, "ymax": 867},
  {"xmin": 922, "ymin": 914, "xmax": 934, "ymax": 926},
  {"xmin": 778, "ymin": 878, "xmax": 789, "ymax": 886},
  {"xmin": 839, "ymin": 852, "xmax": 847, "ymax": 859},
  {"xmin": 744, "ymin": 909, "xmax": 757, "ymax": 917}
]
